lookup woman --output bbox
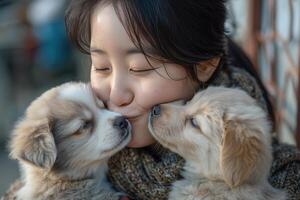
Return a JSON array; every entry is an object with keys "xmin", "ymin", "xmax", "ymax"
[
  {"xmin": 64, "ymin": 1, "xmax": 300, "ymax": 199},
  {"xmin": 3, "ymin": 0, "xmax": 299, "ymax": 200}
]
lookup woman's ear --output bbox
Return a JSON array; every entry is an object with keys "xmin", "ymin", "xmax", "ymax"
[
  {"xmin": 220, "ymin": 120, "xmax": 263, "ymax": 188},
  {"xmin": 195, "ymin": 57, "xmax": 221, "ymax": 82}
]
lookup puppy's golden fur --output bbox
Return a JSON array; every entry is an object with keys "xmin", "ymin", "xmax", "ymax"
[
  {"xmin": 9, "ymin": 82, "xmax": 131, "ymax": 200},
  {"xmin": 149, "ymin": 86, "xmax": 286, "ymax": 200}
]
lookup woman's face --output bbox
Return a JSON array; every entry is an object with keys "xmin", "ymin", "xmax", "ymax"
[{"xmin": 90, "ymin": 4, "xmax": 197, "ymax": 147}]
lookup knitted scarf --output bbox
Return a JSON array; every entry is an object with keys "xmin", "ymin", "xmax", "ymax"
[{"xmin": 107, "ymin": 65, "xmax": 269, "ymax": 200}]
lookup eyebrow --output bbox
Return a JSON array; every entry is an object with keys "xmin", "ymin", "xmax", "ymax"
[{"xmin": 90, "ymin": 47, "xmax": 157, "ymax": 55}]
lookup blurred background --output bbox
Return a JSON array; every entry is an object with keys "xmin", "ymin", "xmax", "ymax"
[
  {"xmin": 0, "ymin": 0, "xmax": 89, "ymax": 194},
  {"xmin": 0, "ymin": 0, "xmax": 299, "ymax": 196}
]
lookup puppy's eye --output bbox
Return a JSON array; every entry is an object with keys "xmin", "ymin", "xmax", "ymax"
[
  {"xmin": 80, "ymin": 120, "xmax": 93, "ymax": 130},
  {"xmin": 190, "ymin": 118, "xmax": 200, "ymax": 129}
]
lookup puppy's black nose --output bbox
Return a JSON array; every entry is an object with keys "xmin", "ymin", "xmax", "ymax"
[
  {"xmin": 152, "ymin": 105, "xmax": 161, "ymax": 116},
  {"xmin": 113, "ymin": 116, "xmax": 128, "ymax": 130}
]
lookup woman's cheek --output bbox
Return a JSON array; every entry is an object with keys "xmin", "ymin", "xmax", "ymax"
[
  {"xmin": 136, "ymin": 78, "xmax": 192, "ymax": 108},
  {"xmin": 90, "ymin": 73, "xmax": 110, "ymax": 102}
]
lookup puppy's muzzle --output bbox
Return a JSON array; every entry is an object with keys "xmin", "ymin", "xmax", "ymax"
[{"xmin": 113, "ymin": 116, "xmax": 130, "ymax": 136}]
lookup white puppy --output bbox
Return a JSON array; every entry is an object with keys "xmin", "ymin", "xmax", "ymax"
[
  {"xmin": 8, "ymin": 82, "xmax": 131, "ymax": 200},
  {"xmin": 149, "ymin": 86, "xmax": 286, "ymax": 200}
]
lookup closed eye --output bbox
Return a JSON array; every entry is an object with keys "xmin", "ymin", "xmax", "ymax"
[
  {"xmin": 129, "ymin": 67, "xmax": 160, "ymax": 74},
  {"xmin": 185, "ymin": 117, "xmax": 200, "ymax": 129},
  {"xmin": 73, "ymin": 119, "xmax": 94, "ymax": 137},
  {"xmin": 80, "ymin": 119, "xmax": 93, "ymax": 131},
  {"xmin": 92, "ymin": 64, "xmax": 111, "ymax": 73},
  {"xmin": 93, "ymin": 67, "xmax": 110, "ymax": 72},
  {"xmin": 189, "ymin": 117, "xmax": 200, "ymax": 129}
]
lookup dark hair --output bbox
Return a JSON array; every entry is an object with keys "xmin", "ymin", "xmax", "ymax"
[
  {"xmin": 65, "ymin": 0, "xmax": 227, "ymax": 80},
  {"xmin": 65, "ymin": 0, "xmax": 274, "ymax": 123}
]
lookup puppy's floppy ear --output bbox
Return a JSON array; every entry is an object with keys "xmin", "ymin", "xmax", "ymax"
[
  {"xmin": 10, "ymin": 118, "xmax": 57, "ymax": 169},
  {"xmin": 220, "ymin": 120, "xmax": 263, "ymax": 188}
]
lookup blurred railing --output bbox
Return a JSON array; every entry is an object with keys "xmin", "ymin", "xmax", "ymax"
[{"xmin": 239, "ymin": 0, "xmax": 300, "ymax": 149}]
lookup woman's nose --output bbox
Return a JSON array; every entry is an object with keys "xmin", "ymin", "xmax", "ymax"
[{"xmin": 109, "ymin": 76, "xmax": 134, "ymax": 107}]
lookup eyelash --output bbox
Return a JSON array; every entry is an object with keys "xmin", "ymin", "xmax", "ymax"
[
  {"xmin": 80, "ymin": 120, "xmax": 93, "ymax": 130},
  {"xmin": 129, "ymin": 68, "xmax": 156, "ymax": 73},
  {"xmin": 93, "ymin": 66, "xmax": 158, "ymax": 73},
  {"xmin": 94, "ymin": 67, "xmax": 110, "ymax": 72}
]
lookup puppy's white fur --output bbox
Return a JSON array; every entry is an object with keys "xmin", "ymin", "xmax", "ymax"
[
  {"xmin": 149, "ymin": 86, "xmax": 286, "ymax": 200},
  {"xmin": 9, "ymin": 82, "xmax": 131, "ymax": 200}
]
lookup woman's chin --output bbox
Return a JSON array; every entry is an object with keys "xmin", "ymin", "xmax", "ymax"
[
  {"xmin": 127, "ymin": 140, "xmax": 156, "ymax": 148},
  {"xmin": 126, "ymin": 129, "xmax": 156, "ymax": 148},
  {"xmin": 126, "ymin": 114, "xmax": 156, "ymax": 148}
]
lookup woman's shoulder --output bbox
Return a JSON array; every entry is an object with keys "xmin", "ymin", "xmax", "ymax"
[
  {"xmin": 270, "ymin": 138, "xmax": 300, "ymax": 199},
  {"xmin": 211, "ymin": 65, "xmax": 268, "ymax": 111}
]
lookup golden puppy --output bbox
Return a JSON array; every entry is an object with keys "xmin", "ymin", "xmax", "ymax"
[
  {"xmin": 148, "ymin": 86, "xmax": 286, "ymax": 200},
  {"xmin": 8, "ymin": 82, "xmax": 131, "ymax": 200}
]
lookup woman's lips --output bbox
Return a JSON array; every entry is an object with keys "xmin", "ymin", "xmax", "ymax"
[{"xmin": 126, "ymin": 115, "xmax": 142, "ymax": 122}]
